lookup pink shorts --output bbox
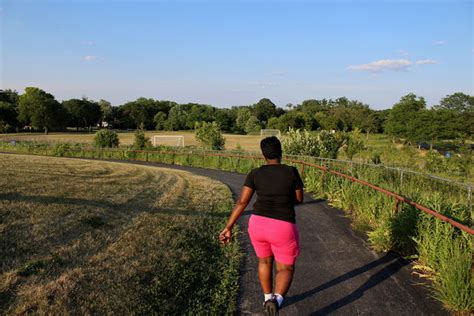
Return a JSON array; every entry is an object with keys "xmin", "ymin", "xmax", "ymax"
[{"xmin": 248, "ymin": 214, "xmax": 300, "ymax": 265}]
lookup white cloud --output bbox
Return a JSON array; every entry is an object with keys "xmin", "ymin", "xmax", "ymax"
[
  {"xmin": 416, "ymin": 59, "xmax": 438, "ymax": 65},
  {"xmin": 82, "ymin": 55, "xmax": 97, "ymax": 62},
  {"xmin": 347, "ymin": 59, "xmax": 412, "ymax": 73},
  {"xmin": 433, "ymin": 40, "xmax": 446, "ymax": 45}
]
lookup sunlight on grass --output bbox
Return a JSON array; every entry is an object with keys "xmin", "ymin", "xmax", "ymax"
[{"xmin": 0, "ymin": 154, "xmax": 239, "ymax": 314}]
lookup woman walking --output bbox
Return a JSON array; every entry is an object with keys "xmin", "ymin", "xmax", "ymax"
[{"xmin": 219, "ymin": 136, "xmax": 304, "ymax": 315}]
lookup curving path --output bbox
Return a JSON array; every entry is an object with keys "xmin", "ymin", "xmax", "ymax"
[
  {"xmin": 144, "ymin": 162, "xmax": 445, "ymax": 316},
  {"xmin": 2, "ymin": 153, "xmax": 446, "ymax": 315}
]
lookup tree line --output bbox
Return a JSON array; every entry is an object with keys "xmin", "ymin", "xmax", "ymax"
[{"xmin": 0, "ymin": 87, "xmax": 472, "ymax": 142}]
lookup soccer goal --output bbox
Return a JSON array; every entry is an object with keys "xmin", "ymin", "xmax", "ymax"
[
  {"xmin": 152, "ymin": 135, "xmax": 185, "ymax": 147},
  {"xmin": 260, "ymin": 129, "xmax": 281, "ymax": 138}
]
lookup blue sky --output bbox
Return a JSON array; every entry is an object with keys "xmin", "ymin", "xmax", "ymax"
[{"xmin": 1, "ymin": 0, "xmax": 473, "ymax": 109}]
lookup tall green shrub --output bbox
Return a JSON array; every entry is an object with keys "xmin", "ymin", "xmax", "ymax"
[
  {"xmin": 281, "ymin": 128, "xmax": 320, "ymax": 156},
  {"xmin": 93, "ymin": 129, "xmax": 119, "ymax": 148},
  {"xmin": 318, "ymin": 130, "xmax": 345, "ymax": 159},
  {"xmin": 343, "ymin": 128, "xmax": 365, "ymax": 160},
  {"xmin": 133, "ymin": 128, "xmax": 151, "ymax": 149},
  {"xmin": 195, "ymin": 121, "xmax": 225, "ymax": 150},
  {"xmin": 281, "ymin": 128, "xmax": 345, "ymax": 158}
]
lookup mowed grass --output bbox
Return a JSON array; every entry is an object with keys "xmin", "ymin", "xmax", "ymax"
[
  {"xmin": 0, "ymin": 131, "xmax": 263, "ymax": 151},
  {"xmin": 0, "ymin": 154, "xmax": 240, "ymax": 314}
]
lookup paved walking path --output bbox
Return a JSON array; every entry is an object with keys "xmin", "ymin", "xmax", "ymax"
[
  {"xmin": 150, "ymin": 163, "xmax": 445, "ymax": 316},
  {"xmin": 1, "ymin": 152, "xmax": 445, "ymax": 315}
]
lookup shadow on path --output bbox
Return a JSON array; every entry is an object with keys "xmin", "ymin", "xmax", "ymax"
[{"xmin": 286, "ymin": 252, "xmax": 409, "ymax": 313}]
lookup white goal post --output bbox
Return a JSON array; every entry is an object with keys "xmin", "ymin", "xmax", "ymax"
[
  {"xmin": 260, "ymin": 129, "xmax": 281, "ymax": 138},
  {"xmin": 152, "ymin": 135, "xmax": 185, "ymax": 147}
]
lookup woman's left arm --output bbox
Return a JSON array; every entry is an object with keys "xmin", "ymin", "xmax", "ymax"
[
  {"xmin": 295, "ymin": 188, "xmax": 304, "ymax": 204},
  {"xmin": 219, "ymin": 186, "xmax": 254, "ymax": 244}
]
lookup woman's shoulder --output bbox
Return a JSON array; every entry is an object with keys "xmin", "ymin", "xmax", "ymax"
[
  {"xmin": 280, "ymin": 163, "xmax": 297, "ymax": 171},
  {"xmin": 248, "ymin": 166, "xmax": 261, "ymax": 176}
]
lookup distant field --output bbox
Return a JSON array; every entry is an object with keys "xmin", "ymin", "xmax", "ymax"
[
  {"xmin": 0, "ymin": 131, "xmax": 471, "ymax": 182},
  {"xmin": 0, "ymin": 154, "xmax": 240, "ymax": 314},
  {"xmin": 0, "ymin": 131, "xmax": 263, "ymax": 151}
]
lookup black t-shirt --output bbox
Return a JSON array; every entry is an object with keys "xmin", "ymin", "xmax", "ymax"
[{"xmin": 244, "ymin": 164, "xmax": 304, "ymax": 223}]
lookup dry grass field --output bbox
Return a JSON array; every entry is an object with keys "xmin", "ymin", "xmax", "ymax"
[
  {"xmin": 0, "ymin": 131, "xmax": 263, "ymax": 151},
  {"xmin": 0, "ymin": 154, "xmax": 239, "ymax": 314}
]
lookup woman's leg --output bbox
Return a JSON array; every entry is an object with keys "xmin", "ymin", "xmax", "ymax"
[
  {"xmin": 274, "ymin": 262, "xmax": 295, "ymax": 296},
  {"xmin": 258, "ymin": 256, "xmax": 274, "ymax": 294}
]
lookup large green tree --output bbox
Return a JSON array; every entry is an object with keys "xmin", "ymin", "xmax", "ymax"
[
  {"xmin": 235, "ymin": 107, "xmax": 252, "ymax": 133},
  {"xmin": 244, "ymin": 115, "xmax": 261, "ymax": 134},
  {"xmin": 434, "ymin": 92, "xmax": 474, "ymax": 113},
  {"xmin": 297, "ymin": 99, "xmax": 332, "ymax": 116},
  {"xmin": 214, "ymin": 108, "xmax": 236, "ymax": 132},
  {"xmin": 98, "ymin": 99, "xmax": 113, "ymax": 128},
  {"xmin": 0, "ymin": 89, "xmax": 19, "ymax": 132},
  {"xmin": 63, "ymin": 98, "xmax": 101, "ymax": 131},
  {"xmin": 0, "ymin": 89, "xmax": 19, "ymax": 104},
  {"xmin": 154, "ymin": 112, "xmax": 167, "ymax": 130},
  {"xmin": 118, "ymin": 98, "xmax": 175, "ymax": 129},
  {"xmin": 253, "ymin": 98, "xmax": 277, "ymax": 126},
  {"xmin": 274, "ymin": 111, "xmax": 306, "ymax": 132},
  {"xmin": 0, "ymin": 102, "xmax": 18, "ymax": 132},
  {"xmin": 18, "ymin": 87, "xmax": 66, "ymax": 134},
  {"xmin": 185, "ymin": 104, "xmax": 215, "ymax": 129},
  {"xmin": 165, "ymin": 104, "xmax": 189, "ymax": 131},
  {"xmin": 384, "ymin": 93, "xmax": 426, "ymax": 139},
  {"xmin": 434, "ymin": 92, "xmax": 473, "ymax": 138}
]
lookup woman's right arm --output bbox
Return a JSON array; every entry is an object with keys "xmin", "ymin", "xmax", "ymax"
[{"xmin": 219, "ymin": 186, "xmax": 254, "ymax": 244}]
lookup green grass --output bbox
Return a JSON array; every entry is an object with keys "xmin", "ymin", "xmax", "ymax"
[
  {"xmin": 4, "ymin": 131, "xmax": 471, "ymax": 183},
  {"xmin": 414, "ymin": 215, "xmax": 473, "ymax": 313},
  {"xmin": 303, "ymin": 165, "xmax": 473, "ymax": 313},
  {"xmin": 342, "ymin": 133, "xmax": 473, "ymax": 183},
  {"xmin": 0, "ymin": 154, "xmax": 240, "ymax": 315},
  {"xmin": 0, "ymin": 140, "xmax": 472, "ymax": 313}
]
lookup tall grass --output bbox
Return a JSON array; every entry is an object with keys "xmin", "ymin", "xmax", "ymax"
[
  {"xmin": 414, "ymin": 215, "xmax": 473, "ymax": 313},
  {"xmin": 302, "ymin": 161, "xmax": 473, "ymax": 312}
]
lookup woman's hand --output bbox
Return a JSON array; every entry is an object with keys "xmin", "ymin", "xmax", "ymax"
[
  {"xmin": 219, "ymin": 186, "xmax": 254, "ymax": 245},
  {"xmin": 219, "ymin": 227, "xmax": 232, "ymax": 245}
]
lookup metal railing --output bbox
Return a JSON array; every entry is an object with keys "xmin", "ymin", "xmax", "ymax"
[{"xmin": 1, "ymin": 145, "xmax": 471, "ymax": 235}]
